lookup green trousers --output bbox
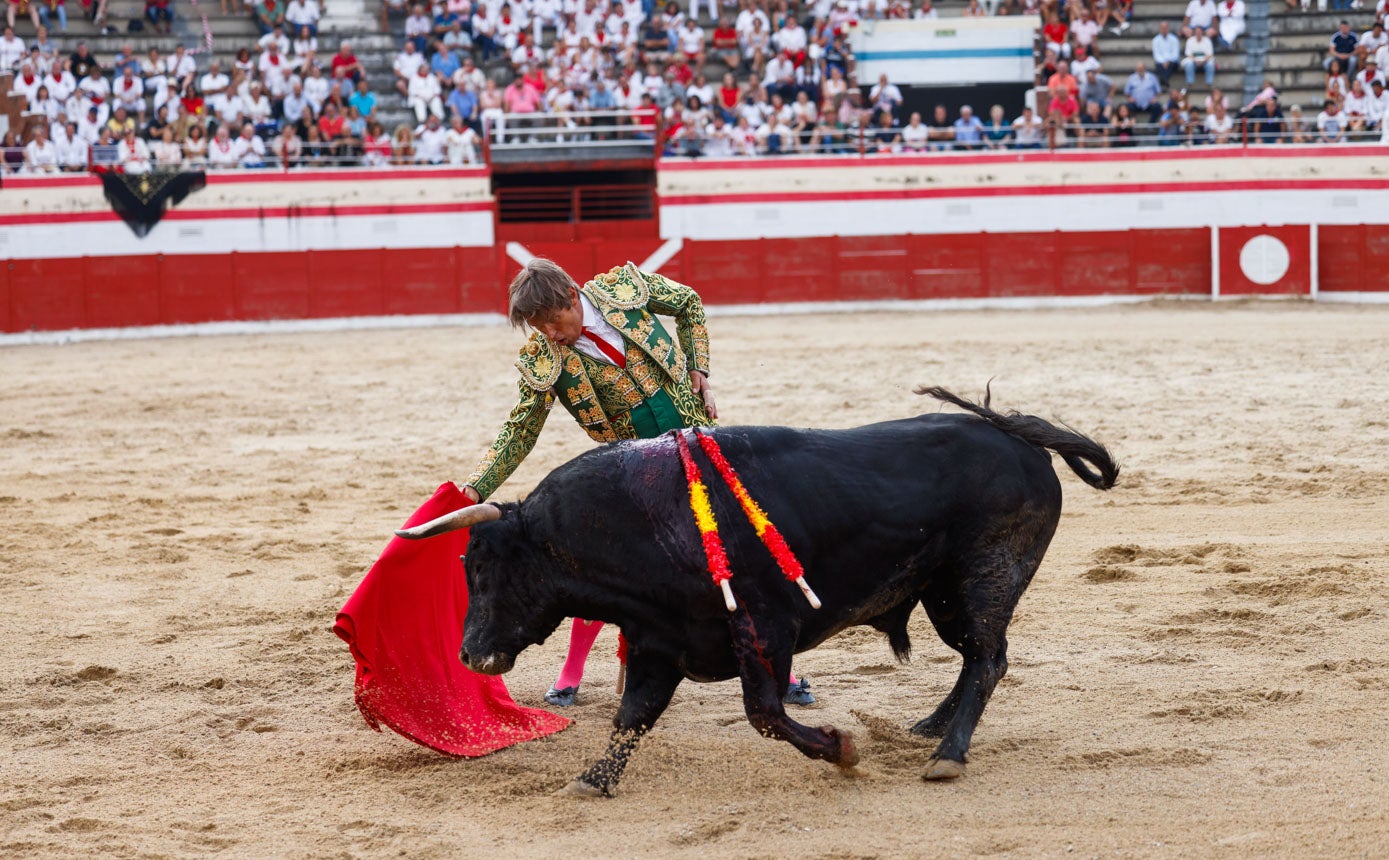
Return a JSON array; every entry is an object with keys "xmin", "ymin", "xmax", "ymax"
[{"xmin": 627, "ymin": 387, "xmax": 688, "ymax": 440}]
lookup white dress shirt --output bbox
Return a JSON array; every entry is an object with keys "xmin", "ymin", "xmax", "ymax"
[{"xmin": 574, "ymin": 293, "xmax": 626, "ymax": 365}]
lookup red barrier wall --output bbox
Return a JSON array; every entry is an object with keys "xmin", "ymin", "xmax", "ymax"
[
  {"xmin": 4, "ymin": 247, "xmax": 503, "ymax": 332},
  {"xmin": 7, "ymin": 225, "xmax": 1389, "ymax": 335}
]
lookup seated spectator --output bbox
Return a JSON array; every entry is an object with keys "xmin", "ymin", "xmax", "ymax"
[
  {"xmin": 927, "ymin": 103, "xmax": 955, "ymax": 150},
  {"xmin": 413, "ymin": 113, "xmax": 447, "ymax": 163},
  {"xmin": 1125, "ymin": 62, "xmax": 1163, "ymax": 122},
  {"xmin": 1186, "ymin": 106, "xmax": 1208, "ymax": 145},
  {"xmin": 869, "ymin": 73, "xmax": 903, "ymax": 118},
  {"xmin": 145, "ymin": 0, "xmax": 172, "ymax": 34},
  {"xmin": 1326, "ymin": 58, "xmax": 1349, "ymax": 105},
  {"xmin": 234, "ymin": 121, "xmax": 267, "ymax": 166},
  {"xmin": 182, "ymin": 122, "xmax": 207, "ymax": 164},
  {"xmin": 1316, "ymin": 98, "xmax": 1345, "ymax": 142},
  {"xmin": 1071, "ymin": 45, "xmax": 1101, "ymax": 78},
  {"xmin": 1245, "ymin": 95, "xmax": 1283, "ymax": 142},
  {"xmin": 1110, "ymin": 102, "xmax": 1136, "ymax": 145},
  {"xmin": 1343, "ymin": 79, "xmax": 1371, "ymax": 130},
  {"xmin": 1357, "ymin": 58, "xmax": 1385, "ymax": 90},
  {"xmin": 743, "ymin": 16, "xmax": 771, "ymax": 79},
  {"xmin": 495, "ymin": 2, "xmax": 525, "ymax": 52},
  {"xmin": 361, "ymin": 120, "xmax": 391, "ymax": 165},
  {"xmin": 1368, "ymin": 79, "xmax": 1388, "ymax": 129},
  {"xmin": 679, "ymin": 18, "xmax": 706, "ymax": 65},
  {"xmin": 1359, "ymin": 22, "xmax": 1387, "ymax": 68},
  {"xmin": 1327, "ymin": 20, "xmax": 1359, "ymax": 78},
  {"xmin": 1182, "ymin": 31, "xmax": 1216, "ymax": 85},
  {"xmin": 445, "ymin": 113, "xmax": 479, "ymax": 163},
  {"xmin": 963, "ymin": 0, "xmax": 987, "ymax": 15},
  {"xmin": 1182, "ymin": 0, "xmax": 1217, "ymax": 39},
  {"xmin": 1077, "ymin": 99, "xmax": 1108, "ymax": 146},
  {"xmin": 317, "ymin": 100, "xmax": 347, "ymax": 153},
  {"xmin": 1078, "ymin": 67, "xmax": 1115, "ymax": 114},
  {"xmin": 479, "ymin": 77, "xmax": 504, "ymax": 140},
  {"xmin": 348, "ymin": 78, "xmax": 377, "ymax": 119},
  {"xmin": 37, "ymin": 0, "xmax": 67, "ymax": 32},
  {"xmin": 117, "ymin": 126, "xmax": 151, "ymax": 172},
  {"xmin": 1, "ymin": 26, "xmax": 25, "ymax": 71},
  {"xmin": 164, "ymin": 45, "xmax": 197, "ymax": 94},
  {"xmin": 1286, "ymin": 104, "xmax": 1310, "ymax": 143},
  {"xmin": 285, "ymin": 0, "xmax": 319, "ymax": 36},
  {"xmin": 150, "ymin": 126, "xmax": 181, "ymax": 167},
  {"xmin": 390, "ymin": 123, "xmax": 415, "ymax": 164},
  {"xmin": 982, "ymin": 105, "xmax": 1011, "ymax": 148},
  {"xmin": 953, "ymin": 104, "xmax": 984, "ymax": 149},
  {"xmin": 754, "ymin": 106, "xmax": 794, "ymax": 153},
  {"xmin": 1216, "ymin": 0, "xmax": 1245, "ymax": 50},
  {"xmin": 24, "ymin": 124, "xmax": 60, "ymax": 172},
  {"xmin": 1072, "ymin": 10, "xmax": 1100, "ymax": 57},
  {"xmin": 711, "ymin": 16, "xmax": 739, "ymax": 68},
  {"xmin": 331, "ymin": 42, "xmax": 364, "ymax": 86},
  {"xmin": 143, "ymin": 103, "xmax": 172, "ymax": 139},
  {"xmin": 1157, "ymin": 98, "xmax": 1187, "ymax": 145},
  {"xmin": 1152, "ymin": 21, "xmax": 1181, "ymax": 88},
  {"xmin": 1042, "ymin": 13, "xmax": 1070, "ymax": 59},
  {"xmin": 2, "ymin": 130, "xmax": 23, "ymax": 172},
  {"xmin": 251, "ymin": 0, "xmax": 285, "ymax": 37},
  {"xmin": 1047, "ymin": 60, "xmax": 1079, "ymax": 98},
  {"xmin": 900, "ymin": 110, "xmax": 928, "ymax": 151},
  {"xmin": 431, "ymin": 42, "xmax": 461, "ymax": 81},
  {"xmin": 59, "ymin": 121, "xmax": 89, "ymax": 169},
  {"xmin": 1205, "ymin": 100, "xmax": 1234, "ymax": 142},
  {"xmin": 442, "ymin": 19, "xmax": 472, "ymax": 56},
  {"xmin": 472, "ymin": 2, "xmax": 499, "ymax": 61}
]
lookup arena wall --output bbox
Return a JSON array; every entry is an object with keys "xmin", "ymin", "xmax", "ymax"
[{"xmin": 3, "ymin": 150, "xmax": 1387, "ymax": 334}]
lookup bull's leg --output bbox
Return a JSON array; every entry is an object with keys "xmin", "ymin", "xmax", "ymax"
[
  {"xmin": 729, "ymin": 610, "xmax": 858, "ymax": 768},
  {"xmin": 559, "ymin": 651, "xmax": 683, "ymax": 798},
  {"xmin": 912, "ymin": 530, "xmax": 1049, "ymax": 780}
]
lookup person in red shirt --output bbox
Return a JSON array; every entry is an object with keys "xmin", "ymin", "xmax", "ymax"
[
  {"xmin": 711, "ymin": 16, "xmax": 739, "ymax": 68},
  {"xmin": 521, "ymin": 63, "xmax": 545, "ymax": 96},
  {"xmin": 1047, "ymin": 85, "xmax": 1080, "ymax": 121},
  {"xmin": 318, "ymin": 99, "xmax": 347, "ymax": 158},
  {"xmin": 330, "ymin": 41, "xmax": 364, "ymax": 85},
  {"xmin": 671, "ymin": 53, "xmax": 695, "ymax": 87},
  {"xmin": 1042, "ymin": 16, "xmax": 1069, "ymax": 58},
  {"xmin": 718, "ymin": 70, "xmax": 740, "ymax": 121}
]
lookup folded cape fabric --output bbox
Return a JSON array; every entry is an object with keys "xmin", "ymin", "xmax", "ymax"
[{"xmin": 333, "ymin": 483, "xmax": 570, "ymax": 756}]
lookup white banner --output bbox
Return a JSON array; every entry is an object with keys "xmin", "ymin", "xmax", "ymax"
[{"xmin": 848, "ymin": 18, "xmax": 1036, "ymax": 86}]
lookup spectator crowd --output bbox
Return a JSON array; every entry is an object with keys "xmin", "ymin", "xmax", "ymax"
[{"xmin": 4, "ymin": 0, "xmax": 1389, "ymax": 173}]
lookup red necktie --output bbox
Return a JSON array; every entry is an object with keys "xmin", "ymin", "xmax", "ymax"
[{"xmin": 581, "ymin": 327, "xmax": 626, "ymax": 368}]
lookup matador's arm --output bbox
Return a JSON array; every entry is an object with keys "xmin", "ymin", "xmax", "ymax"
[
  {"xmin": 642, "ymin": 271, "xmax": 711, "ymax": 376},
  {"xmin": 465, "ymin": 378, "xmax": 554, "ymax": 501}
]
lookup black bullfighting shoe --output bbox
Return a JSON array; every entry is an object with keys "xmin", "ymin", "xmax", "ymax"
[
  {"xmin": 783, "ymin": 678, "xmax": 816, "ymax": 706},
  {"xmin": 544, "ymin": 685, "xmax": 579, "ymax": 707}
]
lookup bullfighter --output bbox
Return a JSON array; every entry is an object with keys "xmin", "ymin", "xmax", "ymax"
[{"xmin": 462, "ymin": 258, "xmax": 815, "ymax": 708}]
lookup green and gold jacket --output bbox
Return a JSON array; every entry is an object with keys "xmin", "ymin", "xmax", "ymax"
[{"xmin": 466, "ymin": 264, "xmax": 714, "ymax": 500}]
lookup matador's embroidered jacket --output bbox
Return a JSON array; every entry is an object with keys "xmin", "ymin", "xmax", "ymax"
[{"xmin": 465, "ymin": 264, "xmax": 714, "ymax": 500}]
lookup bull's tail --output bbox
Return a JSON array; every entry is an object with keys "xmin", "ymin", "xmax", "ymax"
[{"xmin": 917, "ymin": 384, "xmax": 1120, "ymax": 491}]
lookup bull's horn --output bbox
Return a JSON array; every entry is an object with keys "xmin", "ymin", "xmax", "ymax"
[{"xmin": 394, "ymin": 503, "xmax": 501, "ymax": 539}]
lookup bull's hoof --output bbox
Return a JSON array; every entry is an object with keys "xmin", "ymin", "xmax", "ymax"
[
  {"xmin": 554, "ymin": 778, "xmax": 608, "ymax": 798},
  {"xmin": 923, "ymin": 756, "xmax": 966, "ymax": 781},
  {"xmin": 835, "ymin": 731, "xmax": 860, "ymax": 769}
]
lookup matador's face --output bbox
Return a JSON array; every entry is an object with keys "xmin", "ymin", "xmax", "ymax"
[{"xmin": 529, "ymin": 286, "xmax": 584, "ymax": 347}]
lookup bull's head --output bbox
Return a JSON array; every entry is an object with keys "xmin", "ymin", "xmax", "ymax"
[{"xmin": 396, "ymin": 503, "xmax": 567, "ymax": 677}]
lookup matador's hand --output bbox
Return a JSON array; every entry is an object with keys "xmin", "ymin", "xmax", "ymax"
[{"xmin": 689, "ymin": 371, "xmax": 717, "ymax": 420}]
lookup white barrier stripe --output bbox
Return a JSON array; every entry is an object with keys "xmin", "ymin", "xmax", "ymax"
[
  {"xmin": 0, "ymin": 313, "xmax": 507, "ymax": 347},
  {"xmin": 636, "ymin": 239, "xmax": 684, "ymax": 274},
  {"xmin": 506, "ymin": 242, "xmax": 535, "ymax": 266}
]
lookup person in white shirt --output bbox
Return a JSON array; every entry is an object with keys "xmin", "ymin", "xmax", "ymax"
[
  {"xmin": 678, "ymin": 17, "xmax": 705, "ymax": 63},
  {"xmin": 900, "ymin": 111, "xmax": 928, "ymax": 151},
  {"xmin": 869, "ymin": 73, "xmax": 902, "ymax": 117},
  {"xmin": 775, "ymin": 17, "xmax": 807, "ymax": 57},
  {"xmin": 243, "ymin": 81, "xmax": 274, "ymax": 129},
  {"xmin": 301, "ymin": 63, "xmax": 330, "ymax": 108},
  {"xmin": 258, "ymin": 43, "xmax": 291, "ymax": 97},
  {"xmin": 114, "ymin": 67, "xmax": 146, "ymax": 117},
  {"xmin": 151, "ymin": 126, "xmax": 183, "ymax": 167},
  {"xmin": 43, "ymin": 61, "xmax": 76, "ymax": 103},
  {"xmin": 1359, "ymin": 22, "xmax": 1387, "ymax": 66},
  {"xmin": 408, "ymin": 62, "xmax": 445, "ymax": 122},
  {"xmin": 59, "ymin": 123, "xmax": 90, "ymax": 170},
  {"xmin": 258, "ymin": 25, "xmax": 292, "ymax": 58},
  {"xmin": 0, "ymin": 27, "xmax": 26, "ymax": 71},
  {"xmin": 1182, "ymin": 0, "xmax": 1217, "ymax": 39},
  {"xmin": 233, "ymin": 123, "xmax": 266, "ymax": 167},
  {"xmin": 393, "ymin": 40, "xmax": 426, "ymax": 98},
  {"xmin": 23, "ymin": 125, "xmax": 59, "ymax": 172},
  {"xmin": 285, "ymin": 0, "xmax": 321, "ymax": 35},
  {"xmin": 1011, "ymin": 105, "xmax": 1044, "ymax": 148},
  {"xmin": 29, "ymin": 84, "xmax": 61, "ymax": 120},
  {"xmin": 1357, "ymin": 58, "xmax": 1386, "ymax": 89},
  {"xmin": 532, "ymin": 0, "xmax": 564, "ymax": 43},
  {"xmin": 207, "ymin": 125, "xmax": 238, "ymax": 168},
  {"xmin": 1316, "ymin": 99, "xmax": 1345, "ymax": 143},
  {"xmin": 1216, "ymin": 0, "xmax": 1245, "ymax": 50},
  {"xmin": 1367, "ymin": 79, "xmax": 1389, "ymax": 128},
  {"xmin": 444, "ymin": 114, "xmax": 479, "ymax": 164},
  {"xmin": 414, "ymin": 114, "xmax": 448, "ymax": 163},
  {"xmin": 1182, "ymin": 33, "xmax": 1215, "ymax": 85},
  {"xmin": 914, "ymin": 0, "xmax": 939, "ymax": 17},
  {"xmin": 13, "ymin": 60, "xmax": 41, "ymax": 104},
  {"xmin": 293, "ymin": 27, "xmax": 318, "ymax": 64},
  {"xmin": 117, "ymin": 127, "xmax": 151, "ymax": 173},
  {"xmin": 163, "ymin": 45, "xmax": 197, "ymax": 92},
  {"xmin": 1342, "ymin": 80, "xmax": 1371, "ymax": 130},
  {"xmin": 200, "ymin": 60, "xmax": 232, "ymax": 115}
]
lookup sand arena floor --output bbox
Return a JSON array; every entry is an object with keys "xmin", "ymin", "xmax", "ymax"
[{"xmin": 1, "ymin": 302, "xmax": 1387, "ymax": 858}]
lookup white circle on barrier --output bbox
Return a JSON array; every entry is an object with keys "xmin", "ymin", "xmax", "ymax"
[{"xmin": 1239, "ymin": 234, "xmax": 1291, "ymax": 285}]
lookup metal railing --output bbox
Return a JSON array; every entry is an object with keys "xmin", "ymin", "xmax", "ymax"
[{"xmin": 483, "ymin": 109, "xmax": 660, "ymax": 157}]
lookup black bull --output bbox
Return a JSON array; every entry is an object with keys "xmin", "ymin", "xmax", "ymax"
[{"xmin": 398, "ymin": 387, "xmax": 1119, "ymax": 796}]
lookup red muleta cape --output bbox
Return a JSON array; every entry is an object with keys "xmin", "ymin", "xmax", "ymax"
[{"xmin": 333, "ymin": 482, "xmax": 570, "ymax": 756}]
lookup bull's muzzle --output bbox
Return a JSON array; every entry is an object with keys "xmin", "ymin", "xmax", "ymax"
[
  {"xmin": 395, "ymin": 503, "xmax": 502, "ymax": 540},
  {"xmin": 459, "ymin": 647, "xmax": 515, "ymax": 676}
]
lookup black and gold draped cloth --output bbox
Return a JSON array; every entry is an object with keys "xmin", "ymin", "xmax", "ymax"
[{"xmin": 100, "ymin": 170, "xmax": 207, "ymax": 238}]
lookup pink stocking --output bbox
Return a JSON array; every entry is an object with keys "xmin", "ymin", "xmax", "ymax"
[{"xmin": 552, "ymin": 618, "xmax": 603, "ymax": 690}]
